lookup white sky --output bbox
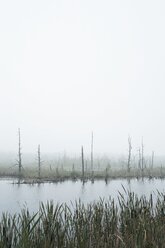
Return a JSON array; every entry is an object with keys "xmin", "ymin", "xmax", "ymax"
[{"xmin": 0, "ymin": 0, "xmax": 165, "ymax": 155}]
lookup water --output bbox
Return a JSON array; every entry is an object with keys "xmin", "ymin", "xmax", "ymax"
[{"xmin": 0, "ymin": 178, "xmax": 165, "ymax": 215}]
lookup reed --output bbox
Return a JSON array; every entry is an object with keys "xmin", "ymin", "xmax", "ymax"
[{"xmin": 1, "ymin": 192, "xmax": 165, "ymax": 247}]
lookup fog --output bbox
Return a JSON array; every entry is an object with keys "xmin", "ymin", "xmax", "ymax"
[{"xmin": 0, "ymin": 0, "xmax": 165, "ymax": 157}]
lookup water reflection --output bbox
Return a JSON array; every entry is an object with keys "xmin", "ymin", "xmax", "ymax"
[{"xmin": 0, "ymin": 178, "xmax": 165, "ymax": 215}]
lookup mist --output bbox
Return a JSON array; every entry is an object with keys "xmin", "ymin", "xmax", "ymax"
[{"xmin": 1, "ymin": 0, "xmax": 165, "ymax": 157}]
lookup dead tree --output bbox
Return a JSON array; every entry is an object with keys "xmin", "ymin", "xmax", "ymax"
[
  {"xmin": 127, "ymin": 136, "xmax": 132, "ymax": 174},
  {"xmin": 81, "ymin": 146, "xmax": 85, "ymax": 180},
  {"xmin": 160, "ymin": 164, "xmax": 163, "ymax": 177},
  {"xmin": 141, "ymin": 138, "xmax": 144, "ymax": 176},
  {"xmin": 85, "ymin": 160, "xmax": 88, "ymax": 174},
  {"xmin": 105, "ymin": 166, "xmax": 108, "ymax": 183},
  {"xmin": 72, "ymin": 163, "xmax": 75, "ymax": 173},
  {"xmin": 151, "ymin": 151, "xmax": 154, "ymax": 170},
  {"xmin": 91, "ymin": 132, "xmax": 94, "ymax": 179},
  {"xmin": 138, "ymin": 148, "xmax": 141, "ymax": 171},
  {"xmin": 38, "ymin": 145, "xmax": 41, "ymax": 178},
  {"xmin": 18, "ymin": 128, "xmax": 22, "ymax": 180},
  {"xmin": 71, "ymin": 163, "xmax": 75, "ymax": 178}
]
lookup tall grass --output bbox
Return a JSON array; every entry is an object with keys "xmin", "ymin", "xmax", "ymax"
[{"xmin": 1, "ymin": 192, "xmax": 165, "ymax": 247}]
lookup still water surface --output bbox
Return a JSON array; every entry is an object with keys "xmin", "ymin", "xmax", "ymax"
[{"xmin": 0, "ymin": 178, "xmax": 165, "ymax": 215}]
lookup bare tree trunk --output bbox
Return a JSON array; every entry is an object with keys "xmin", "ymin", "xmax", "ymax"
[
  {"xmin": 160, "ymin": 164, "xmax": 163, "ymax": 177},
  {"xmin": 38, "ymin": 145, "xmax": 41, "ymax": 178},
  {"xmin": 105, "ymin": 166, "xmax": 108, "ymax": 183},
  {"xmin": 81, "ymin": 146, "xmax": 85, "ymax": 180},
  {"xmin": 127, "ymin": 136, "xmax": 132, "ymax": 174},
  {"xmin": 85, "ymin": 160, "xmax": 88, "ymax": 175},
  {"xmin": 18, "ymin": 128, "xmax": 22, "ymax": 181},
  {"xmin": 151, "ymin": 151, "xmax": 154, "ymax": 170},
  {"xmin": 141, "ymin": 138, "xmax": 144, "ymax": 176},
  {"xmin": 138, "ymin": 148, "xmax": 141, "ymax": 171},
  {"xmin": 72, "ymin": 163, "xmax": 75, "ymax": 173},
  {"xmin": 91, "ymin": 132, "xmax": 94, "ymax": 179}
]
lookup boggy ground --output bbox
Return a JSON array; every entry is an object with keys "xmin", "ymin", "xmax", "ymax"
[{"xmin": 0, "ymin": 166, "xmax": 165, "ymax": 184}]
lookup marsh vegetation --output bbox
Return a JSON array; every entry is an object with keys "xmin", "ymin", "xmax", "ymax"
[
  {"xmin": 1, "ymin": 151, "xmax": 165, "ymax": 183},
  {"xmin": 1, "ymin": 191, "xmax": 165, "ymax": 247},
  {"xmin": 1, "ymin": 131, "xmax": 165, "ymax": 183}
]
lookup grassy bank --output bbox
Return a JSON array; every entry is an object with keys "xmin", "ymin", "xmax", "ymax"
[
  {"xmin": 1, "ymin": 192, "xmax": 165, "ymax": 247},
  {"xmin": 1, "ymin": 151, "xmax": 165, "ymax": 182},
  {"xmin": 1, "ymin": 165, "xmax": 165, "ymax": 183}
]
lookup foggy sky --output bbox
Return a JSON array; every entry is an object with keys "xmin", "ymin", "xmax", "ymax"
[{"xmin": 0, "ymin": 0, "xmax": 165, "ymax": 156}]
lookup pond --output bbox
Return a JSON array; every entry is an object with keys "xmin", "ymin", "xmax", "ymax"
[{"xmin": 0, "ymin": 178, "xmax": 165, "ymax": 215}]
